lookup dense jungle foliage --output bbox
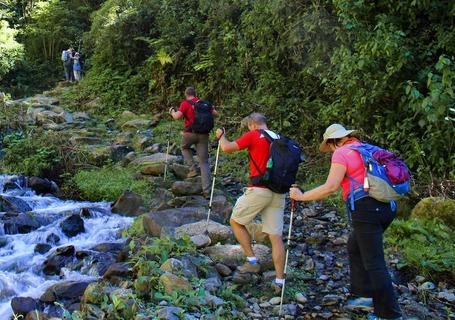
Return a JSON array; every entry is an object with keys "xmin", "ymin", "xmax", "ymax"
[{"xmin": 1, "ymin": 0, "xmax": 454, "ymax": 182}]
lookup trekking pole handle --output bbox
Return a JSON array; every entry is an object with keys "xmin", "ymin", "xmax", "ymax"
[{"xmin": 290, "ymin": 184, "xmax": 299, "ymax": 210}]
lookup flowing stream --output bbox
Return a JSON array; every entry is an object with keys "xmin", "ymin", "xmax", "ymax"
[{"xmin": 0, "ymin": 175, "xmax": 133, "ymax": 318}]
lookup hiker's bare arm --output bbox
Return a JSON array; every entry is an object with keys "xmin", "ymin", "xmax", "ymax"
[
  {"xmin": 212, "ymin": 108, "xmax": 219, "ymax": 117},
  {"xmin": 216, "ymin": 129, "xmax": 239, "ymax": 153},
  {"xmin": 290, "ymin": 163, "xmax": 345, "ymax": 201},
  {"xmin": 170, "ymin": 110, "xmax": 183, "ymax": 120}
]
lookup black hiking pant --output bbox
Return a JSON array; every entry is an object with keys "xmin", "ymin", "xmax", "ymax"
[{"xmin": 347, "ymin": 197, "xmax": 402, "ymax": 319}]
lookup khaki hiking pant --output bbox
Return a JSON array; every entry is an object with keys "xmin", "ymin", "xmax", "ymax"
[
  {"xmin": 181, "ymin": 132, "xmax": 211, "ymax": 194},
  {"xmin": 231, "ymin": 187, "xmax": 285, "ymax": 235}
]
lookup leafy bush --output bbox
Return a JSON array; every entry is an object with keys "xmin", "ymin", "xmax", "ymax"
[
  {"xmin": 1, "ymin": 132, "xmax": 60, "ymax": 176},
  {"xmin": 0, "ymin": 20, "xmax": 23, "ymax": 79},
  {"xmin": 73, "ymin": 165, "xmax": 152, "ymax": 202},
  {"xmin": 386, "ymin": 218, "xmax": 455, "ymax": 281},
  {"xmin": 411, "ymin": 197, "xmax": 455, "ymax": 227}
]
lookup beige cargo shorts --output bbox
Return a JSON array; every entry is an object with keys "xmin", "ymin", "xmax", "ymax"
[{"xmin": 231, "ymin": 187, "xmax": 285, "ymax": 235}]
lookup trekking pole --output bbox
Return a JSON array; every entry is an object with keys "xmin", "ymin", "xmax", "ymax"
[
  {"xmin": 205, "ymin": 129, "xmax": 222, "ymax": 233},
  {"xmin": 279, "ymin": 184, "xmax": 298, "ymax": 316},
  {"xmin": 163, "ymin": 121, "xmax": 172, "ymax": 181}
]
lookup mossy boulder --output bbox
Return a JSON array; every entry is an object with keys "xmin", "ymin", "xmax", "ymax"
[{"xmin": 411, "ymin": 197, "xmax": 455, "ymax": 227}]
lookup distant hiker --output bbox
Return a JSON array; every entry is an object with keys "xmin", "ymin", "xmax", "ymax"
[
  {"xmin": 73, "ymin": 53, "xmax": 82, "ymax": 81},
  {"xmin": 215, "ymin": 113, "xmax": 288, "ymax": 294},
  {"xmin": 170, "ymin": 86, "xmax": 218, "ymax": 197},
  {"xmin": 290, "ymin": 124, "xmax": 406, "ymax": 320},
  {"xmin": 61, "ymin": 48, "xmax": 74, "ymax": 82}
]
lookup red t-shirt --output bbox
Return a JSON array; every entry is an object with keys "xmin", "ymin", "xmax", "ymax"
[
  {"xmin": 331, "ymin": 141, "xmax": 365, "ymax": 200},
  {"xmin": 178, "ymin": 97, "xmax": 199, "ymax": 129},
  {"xmin": 236, "ymin": 130, "xmax": 278, "ymax": 179}
]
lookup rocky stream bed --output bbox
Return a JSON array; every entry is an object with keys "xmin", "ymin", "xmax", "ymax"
[{"xmin": 0, "ymin": 89, "xmax": 453, "ymax": 319}]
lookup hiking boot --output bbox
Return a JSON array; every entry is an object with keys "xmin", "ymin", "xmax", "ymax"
[
  {"xmin": 237, "ymin": 262, "xmax": 260, "ymax": 273},
  {"xmin": 367, "ymin": 314, "xmax": 402, "ymax": 320},
  {"xmin": 271, "ymin": 281, "xmax": 283, "ymax": 295},
  {"xmin": 346, "ymin": 297, "xmax": 374, "ymax": 312}
]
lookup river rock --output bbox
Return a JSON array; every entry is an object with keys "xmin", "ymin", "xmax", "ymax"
[
  {"xmin": 438, "ymin": 291, "xmax": 455, "ymax": 303},
  {"xmin": 296, "ymin": 292, "xmax": 308, "ymax": 304},
  {"xmin": 233, "ymin": 272, "xmax": 253, "ymax": 284},
  {"xmin": 157, "ymin": 306, "xmax": 183, "ymax": 320},
  {"xmin": 111, "ymin": 145, "xmax": 134, "ymax": 162},
  {"xmin": 171, "ymin": 180, "xmax": 202, "ymax": 196},
  {"xmin": 215, "ymin": 263, "xmax": 232, "ymax": 277},
  {"xmin": 111, "ymin": 191, "xmax": 144, "ymax": 216},
  {"xmin": 0, "ymin": 195, "xmax": 32, "ymax": 212},
  {"xmin": 40, "ymin": 281, "xmax": 92, "ymax": 303},
  {"xmin": 160, "ymin": 257, "xmax": 197, "ymax": 279},
  {"xmin": 73, "ymin": 112, "xmax": 90, "ymax": 122},
  {"xmin": 1, "ymin": 212, "xmax": 50, "ymax": 234},
  {"xmin": 149, "ymin": 188, "xmax": 173, "ymax": 211},
  {"xmin": 175, "ymin": 220, "xmax": 233, "ymax": 244},
  {"xmin": 35, "ymin": 110, "xmax": 61, "ymax": 125},
  {"xmin": 42, "ymin": 245, "xmax": 75, "ymax": 275},
  {"xmin": 204, "ymin": 244, "xmax": 273, "ymax": 270},
  {"xmin": 11, "ymin": 297, "xmax": 39, "ymax": 316},
  {"xmin": 171, "ymin": 164, "xmax": 191, "ymax": 179},
  {"xmin": 90, "ymin": 242, "xmax": 125, "ymax": 254},
  {"xmin": 28, "ymin": 177, "xmax": 59, "ymax": 195},
  {"xmin": 121, "ymin": 119, "xmax": 152, "ymax": 130},
  {"xmin": 133, "ymin": 207, "xmax": 209, "ymax": 237},
  {"xmin": 61, "ymin": 214, "xmax": 85, "ymax": 237},
  {"xmin": 322, "ymin": 294, "xmax": 342, "ymax": 305},
  {"xmin": 103, "ymin": 262, "xmax": 131, "ymax": 280},
  {"xmin": 169, "ymin": 195, "xmax": 208, "ymax": 208},
  {"xmin": 130, "ymin": 153, "xmax": 178, "ymax": 166},
  {"xmin": 46, "ymin": 233, "xmax": 60, "ymax": 244},
  {"xmin": 82, "ymin": 282, "xmax": 116, "ymax": 305},
  {"xmin": 35, "ymin": 243, "xmax": 52, "ymax": 254},
  {"xmin": 140, "ymin": 163, "xmax": 166, "ymax": 176},
  {"xmin": 190, "ymin": 234, "xmax": 211, "ymax": 248},
  {"xmin": 159, "ymin": 273, "xmax": 192, "ymax": 295},
  {"xmin": 211, "ymin": 195, "xmax": 234, "ymax": 222}
]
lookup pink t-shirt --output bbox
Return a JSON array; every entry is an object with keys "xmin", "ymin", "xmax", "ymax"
[{"xmin": 331, "ymin": 141, "xmax": 365, "ymax": 201}]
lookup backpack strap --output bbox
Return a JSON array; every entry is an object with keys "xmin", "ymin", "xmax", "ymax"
[
  {"xmin": 249, "ymin": 154, "xmax": 265, "ymax": 177},
  {"xmin": 249, "ymin": 130, "xmax": 275, "ymax": 181},
  {"xmin": 260, "ymin": 129, "xmax": 279, "ymax": 142}
]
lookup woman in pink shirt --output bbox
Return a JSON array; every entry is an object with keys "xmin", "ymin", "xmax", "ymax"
[{"xmin": 290, "ymin": 124, "xmax": 402, "ymax": 320}]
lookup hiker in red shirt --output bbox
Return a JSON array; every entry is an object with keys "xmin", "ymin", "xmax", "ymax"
[
  {"xmin": 170, "ymin": 87, "xmax": 218, "ymax": 196},
  {"xmin": 215, "ymin": 113, "xmax": 286, "ymax": 294}
]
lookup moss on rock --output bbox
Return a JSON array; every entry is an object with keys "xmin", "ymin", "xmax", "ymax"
[
  {"xmin": 128, "ymin": 215, "xmax": 147, "ymax": 237},
  {"xmin": 411, "ymin": 197, "xmax": 455, "ymax": 227}
]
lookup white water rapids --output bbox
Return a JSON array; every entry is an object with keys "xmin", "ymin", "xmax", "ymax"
[{"xmin": 0, "ymin": 175, "xmax": 133, "ymax": 319}]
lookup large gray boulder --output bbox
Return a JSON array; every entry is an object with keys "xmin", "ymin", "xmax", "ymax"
[
  {"xmin": 130, "ymin": 153, "xmax": 178, "ymax": 166},
  {"xmin": 1, "ymin": 212, "xmax": 51, "ymax": 234},
  {"xmin": 132, "ymin": 207, "xmax": 209, "ymax": 237},
  {"xmin": 11, "ymin": 297, "xmax": 39, "ymax": 317},
  {"xmin": 0, "ymin": 195, "xmax": 32, "ymax": 212},
  {"xmin": 28, "ymin": 177, "xmax": 59, "ymax": 195},
  {"xmin": 171, "ymin": 180, "xmax": 202, "ymax": 196},
  {"xmin": 175, "ymin": 220, "xmax": 233, "ymax": 244},
  {"xmin": 121, "ymin": 119, "xmax": 152, "ymax": 130},
  {"xmin": 40, "ymin": 281, "xmax": 93, "ymax": 303},
  {"xmin": 204, "ymin": 244, "xmax": 273, "ymax": 270},
  {"xmin": 60, "ymin": 214, "xmax": 85, "ymax": 237},
  {"xmin": 111, "ymin": 191, "xmax": 145, "ymax": 217}
]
